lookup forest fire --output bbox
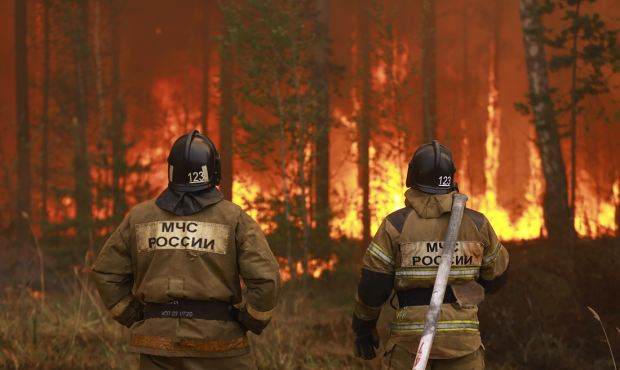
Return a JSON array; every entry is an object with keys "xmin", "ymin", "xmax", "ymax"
[
  {"xmin": 1, "ymin": 0, "xmax": 619, "ymax": 268},
  {"xmin": 2, "ymin": 1, "xmax": 620, "ymax": 369}
]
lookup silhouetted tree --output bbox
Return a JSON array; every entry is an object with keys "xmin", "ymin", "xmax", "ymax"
[
  {"xmin": 519, "ymin": 0, "xmax": 575, "ymax": 240},
  {"xmin": 110, "ymin": 0, "xmax": 127, "ymax": 222},
  {"xmin": 40, "ymin": 0, "xmax": 51, "ymax": 229},
  {"xmin": 219, "ymin": 3, "xmax": 234, "ymax": 201},
  {"xmin": 358, "ymin": 0, "xmax": 371, "ymax": 244},
  {"xmin": 421, "ymin": 0, "xmax": 437, "ymax": 142},
  {"xmin": 201, "ymin": 0, "xmax": 212, "ymax": 135},
  {"xmin": 544, "ymin": 0, "xmax": 620, "ymax": 226},
  {"xmin": 314, "ymin": 0, "xmax": 331, "ymax": 243},
  {"xmin": 16, "ymin": 0, "xmax": 31, "ymax": 232}
]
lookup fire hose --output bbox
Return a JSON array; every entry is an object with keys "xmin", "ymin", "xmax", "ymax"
[{"xmin": 412, "ymin": 193, "xmax": 468, "ymax": 370}]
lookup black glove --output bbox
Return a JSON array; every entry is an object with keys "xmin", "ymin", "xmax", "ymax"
[
  {"xmin": 229, "ymin": 305, "xmax": 241, "ymax": 321},
  {"xmin": 230, "ymin": 306, "xmax": 269, "ymax": 335},
  {"xmin": 352, "ymin": 316, "xmax": 379, "ymax": 360},
  {"xmin": 116, "ymin": 298, "xmax": 143, "ymax": 328}
]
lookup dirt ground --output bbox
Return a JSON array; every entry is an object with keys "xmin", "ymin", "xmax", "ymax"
[{"xmin": 1, "ymin": 238, "xmax": 619, "ymax": 369}]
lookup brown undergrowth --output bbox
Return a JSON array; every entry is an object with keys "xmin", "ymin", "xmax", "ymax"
[{"xmin": 0, "ymin": 238, "xmax": 618, "ymax": 369}]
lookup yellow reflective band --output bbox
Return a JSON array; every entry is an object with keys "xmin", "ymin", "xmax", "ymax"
[
  {"xmin": 368, "ymin": 242, "xmax": 394, "ymax": 266},
  {"xmin": 393, "ymin": 327, "xmax": 480, "ymax": 333},
  {"xmin": 398, "ymin": 275, "xmax": 478, "ymax": 280},
  {"xmin": 395, "ymin": 269, "xmax": 480, "ymax": 277},
  {"xmin": 392, "ymin": 320, "xmax": 479, "ymax": 333},
  {"xmin": 396, "ymin": 320, "xmax": 479, "ymax": 325},
  {"xmin": 482, "ymin": 242, "xmax": 503, "ymax": 266}
]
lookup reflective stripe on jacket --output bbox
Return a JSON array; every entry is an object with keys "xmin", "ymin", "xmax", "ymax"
[{"xmin": 354, "ymin": 188, "xmax": 509, "ymax": 359}]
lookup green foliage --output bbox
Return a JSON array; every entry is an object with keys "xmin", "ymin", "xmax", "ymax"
[
  {"xmin": 547, "ymin": 1, "xmax": 620, "ymax": 119},
  {"xmin": 516, "ymin": 0, "xmax": 620, "ymax": 131},
  {"xmin": 221, "ymin": 0, "xmax": 328, "ymax": 266}
]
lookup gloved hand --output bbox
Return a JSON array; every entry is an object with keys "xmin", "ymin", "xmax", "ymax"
[
  {"xmin": 230, "ymin": 305, "xmax": 269, "ymax": 335},
  {"xmin": 116, "ymin": 297, "xmax": 143, "ymax": 328},
  {"xmin": 229, "ymin": 305, "xmax": 241, "ymax": 322},
  {"xmin": 352, "ymin": 316, "xmax": 379, "ymax": 360}
]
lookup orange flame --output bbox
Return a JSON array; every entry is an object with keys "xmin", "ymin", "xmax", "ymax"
[
  {"xmin": 277, "ymin": 254, "xmax": 338, "ymax": 283},
  {"xmin": 142, "ymin": 67, "xmax": 617, "ymax": 253}
]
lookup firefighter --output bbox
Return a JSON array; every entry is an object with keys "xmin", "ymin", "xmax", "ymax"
[
  {"xmin": 92, "ymin": 130, "xmax": 280, "ymax": 370},
  {"xmin": 352, "ymin": 140, "xmax": 509, "ymax": 370}
]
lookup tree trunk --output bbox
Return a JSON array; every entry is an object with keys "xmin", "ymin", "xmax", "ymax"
[
  {"xmin": 40, "ymin": 0, "xmax": 51, "ymax": 230},
  {"xmin": 519, "ymin": 0, "xmax": 575, "ymax": 240},
  {"xmin": 290, "ymin": 8, "xmax": 311, "ymax": 279},
  {"xmin": 93, "ymin": 0, "xmax": 108, "ymax": 219},
  {"xmin": 16, "ymin": 0, "xmax": 31, "ymax": 230},
  {"xmin": 421, "ymin": 0, "xmax": 437, "ymax": 142},
  {"xmin": 314, "ymin": 0, "xmax": 330, "ymax": 242},
  {"xmin": 219, "ymin": 10, "xmax": 233, "ymax": 201},
  {"xmin": 72, "ymin": 1, "xmax": 93, "ymax": 244},
  {"xmin": 201, "ymin": 0, "xmax": 211, "ymax": 135},
  {"xmin": 569, "ymin": 0, "xmax": 581, "ymax": 230},
  {"xmin": 359, "ymin": 0, "xmax": 371, "ymax": 244},
  {"xmin": 110, "ymin": 0, "xmax": 127, "ymax": 222}
]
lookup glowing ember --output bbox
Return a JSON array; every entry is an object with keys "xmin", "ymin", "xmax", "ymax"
[{"xmin": 26, "ymin": 288, "xmax": 45, "ymax": 301}]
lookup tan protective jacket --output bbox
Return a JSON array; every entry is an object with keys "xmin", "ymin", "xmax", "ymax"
[
  {"xmin": 354, "ymin": 189, "xmax": 509, "ymax": 359},
  {"xmin": 92, "ymin": 198, "xmax": 280, "ymax": 358}
]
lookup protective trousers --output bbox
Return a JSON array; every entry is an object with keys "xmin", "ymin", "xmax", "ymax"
[
  {"xmin": 139, "ymin": 353, "xmax": 258, "ymax": 370},
  {"xmin": 381, "ymin": 346, "xmax": 484, "ymax": 370}
]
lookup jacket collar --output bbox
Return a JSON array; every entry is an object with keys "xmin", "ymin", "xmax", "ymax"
[
  {"xmin": 404, "ymin": 188, "xmax": 456, "ymax": 218},
  {"xmin": 155, "ymin": 186, "xmax": 224, "ymax": 216}
]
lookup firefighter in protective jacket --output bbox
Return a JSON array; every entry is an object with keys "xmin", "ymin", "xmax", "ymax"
[
  {"xmin": 352, "ymin": 141, "xmax": 509, "ymax": 370},
  {"xmin": 92, "ymin": 130, "xmax": 280, "ymax": 370}
]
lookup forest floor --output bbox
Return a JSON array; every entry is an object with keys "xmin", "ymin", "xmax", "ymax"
[{"xmin": 0, "ymin": 238, "xmax": 619, "ymax": 370}]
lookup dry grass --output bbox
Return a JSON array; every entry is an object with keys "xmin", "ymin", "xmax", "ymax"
[
  {"xmin": 0, "ymin": 273, "xmax": 136, "ymax": 369},
  {"xmin": 0, "ymin": 238, "xmax": 618, "ymax": 369}
]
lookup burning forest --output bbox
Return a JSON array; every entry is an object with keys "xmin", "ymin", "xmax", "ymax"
[{"xmin": 1, "ymin": 0, "xmax": 619, "ymax": 369}]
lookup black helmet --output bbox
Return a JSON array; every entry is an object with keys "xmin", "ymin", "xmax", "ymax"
[
  {"xmin": 405, "ymin": 140, "xmax": 456, "ymax": 194},
  {"xmin": 167, "ymin": 130, "xmax": 221, "ymax": 192}
]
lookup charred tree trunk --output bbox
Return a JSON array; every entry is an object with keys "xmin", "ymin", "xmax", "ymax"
[
  {"xmin": 421, "ymin": 0, "xmax": 437, "ymax": 142},
  {"xmin": 314, "ymin": 0, "xmax": 330, "ymax": 243},
  {"xmin": 201, "ymin": 0, "xmax": 211, "ymax": 135},
  {"xmin": 359, "ymin": 1, "xmax": 371, "ymax": 244},
  {"xmin": 40, "ymin": 0, "xmax": 51, "ymax": 229},
  {"xmin": 219, "ymin": 11, "xmax": 233, "ymax": 201},
  {"xmin": 519, "ymin": 0, "xmax": 575, "ymax": 240},
  {"xmin": 72, "ymin": 1, "xmax": 93, "ymax": 244},
  {"xmin": 290, "ymin": 7, "xmax": 312, "ymax": 280},
  {"xmin": 93, "ymin": 0, "xmax": 108, "ymax": 218},
  {"xmin": 110, "ymin": 0, "xmax": 127, "ymax": 221},
  {"xmin": 16, "ymin": 0, "xmax": 31, "ymax": 229},
  {"xmin": 569, "ymin": 0, "xmax": 581, "ymax": 229}
]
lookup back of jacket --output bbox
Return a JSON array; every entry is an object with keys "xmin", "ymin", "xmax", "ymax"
[
  {"xmin": 355, "ymin": 188, "xmax": 509, "ymax": 359},
  {"xmin": 92, "ymin": 198, "xmax": 280, "ymax": 358}
]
